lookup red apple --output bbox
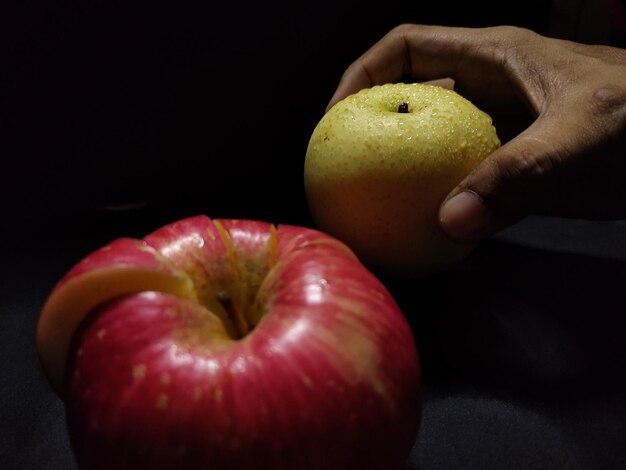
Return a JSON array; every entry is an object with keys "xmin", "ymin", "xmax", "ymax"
[{"xmin": 37, "ymin": 215, "xmax": 421, "ymax": 469}]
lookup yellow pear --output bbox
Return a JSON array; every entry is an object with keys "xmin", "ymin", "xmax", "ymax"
[{"xmin": 304, "ymin": 82, "xmax": 500, "ymax": 277}]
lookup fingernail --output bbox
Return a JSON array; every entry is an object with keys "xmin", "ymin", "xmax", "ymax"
[{"xmin": 439, "ymin": 191, "xmax": 492, "ymax": 242}]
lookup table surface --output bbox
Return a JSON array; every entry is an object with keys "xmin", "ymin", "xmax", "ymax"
[{"xmin": 2, "ymin": 214, "xmax": 625, "ymax": 469}]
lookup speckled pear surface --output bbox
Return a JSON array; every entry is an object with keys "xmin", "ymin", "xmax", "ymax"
[{"xmin": 304, "ymin": 83, "xmax": 500, "ymax": 276}]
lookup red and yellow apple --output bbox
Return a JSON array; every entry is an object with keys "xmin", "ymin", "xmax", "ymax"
[
  {"xmin": 37, "ymin": 215, "xmax": 421, "ymax": 469},
  {"xmin": 304, "ymin": 82, "xmax": 500, "ymax": 277}
]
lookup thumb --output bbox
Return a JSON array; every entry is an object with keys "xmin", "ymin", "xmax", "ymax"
[{"xmin": 439, "ymin": 118, "xmax": 567, "ymax": 242}]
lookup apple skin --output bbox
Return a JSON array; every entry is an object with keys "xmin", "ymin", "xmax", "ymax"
[
  {"xmin": 304, "ymin": 82, "xmax": 500, "ymax": 277},
  {"xmin": 37, "ymin": 215, "xmax": 421, "ymax": 469}
]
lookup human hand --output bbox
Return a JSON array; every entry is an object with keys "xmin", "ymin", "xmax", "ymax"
[{"xmin": 327, "ymin": 25, "xmax": 626, "ymax": 242}]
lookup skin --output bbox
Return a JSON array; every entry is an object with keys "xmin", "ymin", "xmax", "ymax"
[{"xmin": 327, "ymin": 25, "xmax": 626, "ymax": 242}]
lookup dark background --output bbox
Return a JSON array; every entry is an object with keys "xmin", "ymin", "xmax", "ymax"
[
  {"xmin": 2, "ymin": 1, "xmax": 626, "ymax": 469},
  {"xmin": 1, "ymin": 0, "xmax": 552, "ymax": 240}
]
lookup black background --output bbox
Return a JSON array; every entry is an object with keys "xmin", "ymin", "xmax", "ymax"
[
  {"xmin": 1, "ymin": 0, "xmax": 551, "ymax": 240},
  {"xmin": 2, "ymin": 1, "xmax": 626, "ymax": 469}
]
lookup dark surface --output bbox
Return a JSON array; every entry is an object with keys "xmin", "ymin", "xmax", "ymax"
[{"xmin": 2, "ymin": 1, "xmax": 626, "ymax": 469}]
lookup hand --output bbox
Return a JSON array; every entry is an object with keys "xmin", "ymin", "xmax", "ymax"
[{"xmin": 327, "ymin": 25, "xmax": 626, "ymax": 242}]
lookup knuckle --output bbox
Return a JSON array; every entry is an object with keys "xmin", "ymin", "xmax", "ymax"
[
  {"xmin": 483, "ymin": 144, "xmax": 559, "ymax": 193},
  {"xmin": 386, "ymin": 24, "xmax": 415, "ymax": 40},
  {"xmin": 498, "ymin": 28, "xmax": 535, "ymax": 61},
  {"xmin": 465, "ymin": 146, "xmax": 558, "ymax": 207},
  {"xmin": 506, "ymin": 148, "xmax": 555, "ymax": 180},
  {"xmin": 393, "ymin": 23, "xmax": 417, "ymax": 34},
  {"xmin": 496, "ymin": 25, "xmax": 535, "ymax": 41},
  {"xmin": 483, "ymin": 25, "xmax": 534, "ymax": 51},
  {"xmin": 591, "ymin": 87, "xmax": 626, "ymax": 118}
]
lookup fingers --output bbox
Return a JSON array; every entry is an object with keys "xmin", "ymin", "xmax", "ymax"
[
  {"xmin": 326, "ymin": 25, "xmax": 411, "ymax": 110},
  {"xmin": 439, "ymin": 116, "xmax": 577, "ymax": 242},
  {"xmin": 326, "ymin": 22, "xmax": 626, "ymax": 240},
  {"xmin": 326, "ymin": 24, "xmax": 507, "ymax": 111},
  {"xmin": 439, "ymin": 63, "xmax": 626, "ymax": 241},
  {"xmin": 422, "ymin": 78, "xmax": 455, "ymax": 90}
]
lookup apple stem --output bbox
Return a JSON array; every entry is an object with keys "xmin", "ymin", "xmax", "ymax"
[
  {"xmin": 216, "ymin": 291, "xmax": 249, "ymax": 339},
  {"xmin": 398, "ymin": 102, "xmax": 409, "ymax": 113}
]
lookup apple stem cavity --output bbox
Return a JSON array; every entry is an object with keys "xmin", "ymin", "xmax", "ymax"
[
  {"xmin": 216, "ymin": 290, "xmax": 249, "ymax": 339},
  {"xmin": 398, "ymin": 102, "xmax": 410, "ymax": 113}
]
